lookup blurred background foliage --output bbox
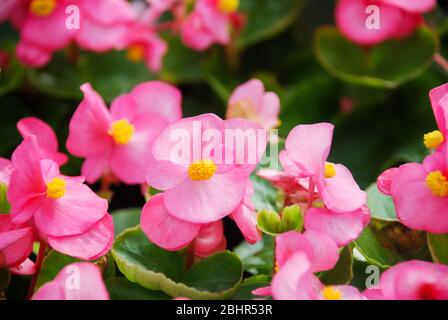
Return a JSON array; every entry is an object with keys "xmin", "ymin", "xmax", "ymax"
[{"xmin": 0, "ymin": 0, "xmax": 447, "ymax": 190}]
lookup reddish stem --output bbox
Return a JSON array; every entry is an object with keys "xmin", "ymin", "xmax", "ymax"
[
  {"xmin": 306, "ymin": 177, "xmax": 315, "ymax": 210},
  {"xmin": 434, "ymin": 53, "xmax": 448, "ymax": 73},
  {"xmin": 27, "ymin": 242, "xmax": 47, "ymax": 299},
  {"xmin": 185, "ymin": 242, "xmax": 196, "ymax": 270}
]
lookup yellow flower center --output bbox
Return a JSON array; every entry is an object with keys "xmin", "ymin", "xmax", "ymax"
[
  {"xmin": 126, "ymin": 45, "xmax": 145, "ymax": 63},
  {"xmin": 108, "ymin": 119, "xmax": 135, "ymax": 145},
  {"xmin": 30, "ymin": 0, "xmax": 57, "ymax": 17},
  {"xmin": 188, "ymin": 159, "xmax": 217, "ymax": 181},
  {"xmin": 322, "ymin": 286, "xmax": 342, "ymax": 300},
  {"xmin": 424, "ymin": 130, "xmax": 444, "ymax": 149},
  {"xmin": 46, "ymin": 177, "xmax": 66, "ymax": 199},
  {"xmin": 274, "ymin": 262, "xmax": 279, "ymax": 273},
  {"xmin": 218, "ymin": 0, "xmax": 239, "ymax": 13},
  {"xmin": 426, "ymin": 170, "xmax": 448, "ymax": 197},
  {"xmin": 324, "ymin": 162, "xmax": 336, "ymax": 179}
]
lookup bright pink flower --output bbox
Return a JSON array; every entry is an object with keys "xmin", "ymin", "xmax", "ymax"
[
  {"xmin": 335, "ymin": 0, "xmax": 435, "ymax": 46},
  {"xmin": 424, "ymin": 83, "xmax": 448, "ymax": 148},
  {"xmin": 0, "ymin": 214, "xmax": 34, "ymax": 270},
  {"xmin": 32, "ymin": 262, "xmax": 109, "ymax": 300},
  {"xmin": 12, "ymin": 0, "xmax": 136, "ymax": 67},
  {"xmin": 67, "ymin": 81, "xmax": 181, "ymax": 184},
  {"xmin": 146, "ymin": 114, "xmax": 266, "ymax": 223},
  {"xmin": 285, "ymin": 123, "xmax": 366, "ymax": 213},
  {"xmin": 17, "ymin": 117, "xmax": 68, "ymax": 166},
  {"xmin": 192, "ymin": 220, "xmax": 226, "ymax": 258},
  {"xmin": 363, "ymin": 260, "xmax": 448, "ymax": 300},
  {"xmin": 260, "ymin": 252, "xmax": 364, "ymax": 300},
  {"xmin": 0, "ymin": 157, "xmax": 13, "ymax": 185},
  {"xmin": 8, "ymin": 136, "xmax": 113, "ymax": 260},
  {"xmin": 226, "ymin": 79, "xmax": 280, "ymax": 130},
  {"xmin": 180, "ymin": 0, "xmax": 235, "ymax": 51}
]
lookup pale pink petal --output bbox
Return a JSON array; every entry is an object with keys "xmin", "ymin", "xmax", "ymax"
[
  {"xmin": 285, "ymin": 123, "xmax": 334, "ymax": 177},
  {"xmin": 379, "ymin": 0, "xmax": 436, "ymax": 13},
  {"xmin": 140, "ymin": 194, "xmax": 200, "ymax": 251},
  {"xmin": 146, "ymin": 160, "xmax": 188, "ymax": 190},
  {"xmin": 229, "ymin": 79, "xmax": 264, "ymax": 111},
  {"xmin": 302, "ymin": 230, "xmax": 340, "ymax": 272},
  {"xmin": 429, "ymin": 83, "xmax": 448, "ymax": 136},
  {"xmin": 47, "ymin": 214, "xmax": 114, "ymax": 260},
  {"xmin": 81, "ymin": 152, "xmax": 111, "ymax": 184},
  {"xmin": 10, "ymin": 258, "xmax": 36, "ymax": 275},
  {"xmin": 0, "ymin": 225, "xmax": 33, "ymax": 268},
  {"xmin": 231, "ymin": 198, "xmax": 261, "ymax": 244},
  {"xmin": 260, "ymin": 92, "xmax": 280, "ymax": 129},
  {"xmin": 16, "ymin": 40, "xmax": 52, "ymax": 68},
  {"xmin": 377, "ymin": 167, "xmax": 399, "ymax": 195},
  {"xmin": 181, "ymin": 10, "xmax": 215, "ymax": 51},
  {"xmin": 331, "ymin": 285, "xmax": 364, "ymax": 300},
  {"xmin": 194, "ymin": 220, "xmax": 226, "ymax": 257},
  {"xmin": 32, "ymin": 282, "xmax": 66, "ymax": 300}
]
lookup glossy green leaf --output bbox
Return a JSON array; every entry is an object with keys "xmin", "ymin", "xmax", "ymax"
[
  {"xmin": 230, "ymin": 275, "xmax": 271, "ymax": 300},
  {"xmin": 111, "ymin": 226, "xmax": 243, "ymax": 299},
  {"xmin": 237, "ymin": 0, "xmax": 306, "ymax": 48},
  {"xmin": 366, "ymin": 183, "xmax": 397, "ymax": 222},
  {"xmin": 105, "ymin": 277, "xmax": 170, "ymax": 300},
  {"xmin": 112, "ymin": 208, "xmax": 141, "ymax": 237},
  {"xmin": 314, "ymin": 26, "xmax": 438, "ymax": 88},
  {"xmin": 257, "ymin": 205, "xmax": 303, "ymax": 236},
  {"xmin": 428, "ymin": 233, "xmax": 448, "ymax": 265},
  {"xmin": 234, "ymin": 235, "xmax": 274, "ymax": 275},
  {"xmin": 320, "ymin": 247, "xmax": 353, "ymax": 285}
]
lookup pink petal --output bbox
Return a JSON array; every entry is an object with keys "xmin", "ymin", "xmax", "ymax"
[
  {"xmin": 181, "ymin": 10, "xmax": 215, "ymax": 51},
  {"xmin": 75, "ymin": 19, "xmax": 129, "ymax": 52},
  {"xmin": 379, "ymin": 0, "xmax": 436, "ymax": 13},
  {"xmin": 17, "ymin": 117, "xmax": 68, "ymax": 166},
  {"xmin": 193, "ymin": 220, "xmax": 226, "ymax": 257},
  {"xmin": 146, "ymin": 160, "xmax": 188, "ymax": 190},
  {"xmin": 305, "ymin": 207, "xmax": 366, "ymax": 247},
  {"xmin": 163, "ymin": 169, "xmax": 247, "ymax": 223},
  {"xmin": 79, "ymin": 0, "xmax": 136, "ymax": 25},
  {"xmin": 391, "ymin": 163, "xmax": 448, "ymax": 233},
  {"xmin": 10, "ymin": 258, "xmax": 36, "ymax": 275},
  {"xmin": 34, "ymin": 179, "xmax": 108, "ymax": 237},
  {"xmin": 231, "ymin": 197, "xmax": 261, "ymax": 244},
  {"xmin": 377, "ymin": 167, "xmax": 399, "ymax": 195},
  {"xmin": 335, "ymin": 0, "xmax": 403, "ymax": 46},
  {"xmin": 302, "ymin": 230, "xmax": 340, "ymax": 272},
  {"xmin": 140, "ymin": 194, "xmax": 200, "ymax": 251},
  {"xmin": 47, "ymin": 214, "xmax": 114, "ymax": 260},
  {"xmin": 331, "ymin": 285, "xmax": 364, "ymax": 300},
  {"xmin": 197, "ymin": 0, "xmax": 230, "ymax": 45},
  {"xmin": 260, "ymin": 92, "xmax": 281, "ymax": 129},
  {"xmin": 67, "ymin": 83, "xmax": 112, "ymax": 157},
  {"xmin": 318, "ymin": 163, "xmax": 366, "ymax": 213},
  {"xmin": 285, "ymin": 123, "xmax": 334, "ymax": 177},
  {"xmin": 429, "ymin": 83, "xmax": 448, "ymax": 136},
  {"xmin": 81, "ymin": 152, "xmax": 111, "ymax": 184},
  {"xmin": 16, "ymin": 40, "xmax": 52, "ymax": 68},
  {"xmin": 229, "ymin": 79, "xmax": 264, "ymax": 112},
  {"xmin": 0, "ymin": 224, "xmax": 33, "ymax": 268},
  {"xmin": 32, "ymin": 282, "xmax": 66, "ymax": 300}
]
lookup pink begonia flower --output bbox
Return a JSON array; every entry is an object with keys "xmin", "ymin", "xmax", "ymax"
[
  {"xmin": 226, "ymin": 79, "xmax": 281, "ymax": 130},
  {"xmin": 11, "ymin": 0, "xmax": 136, "ymax": 67},
  {"xmin": 335, "ymin": 0, "xmax": 436, "ymax": 46},
  {"xmin": 378, "ymin": 148, "xmax": 448, "ymax": 233},
  {"xmin": 363, "ymin": 260, "xmax": 448, "ymax": 300},
  {"xmin": 0, "ymin": 157, "xmax": 13, "ymax": 185},
  {"xmin": 421, "ymin": 83, "xmax": 448, "ymax": 150},
  {"xmin": 181, "ymin": 0, "xmax": 237, "ymax": 51},
  {"xmin": 146, "ymin": 113, "xmax": 266, "ymax": 224},
  {"xmin": 17, "ymin": 117, "xmax": 68, "ymax": 166},
  {"xmin": 192, "ymin": 220, "xmax": 226, "ymax": 258},
  {"xmin": 0, "ymin": 214, "xmax": 34, "ymax": 270},
  {"xmin": 67, "ymin": 81, "xmax": 181, "ymax": 184},
  {"xmin": 256, "ymin": 252, "xmax": 364, "ymax": 300},
  {"xmin": 32, "ymin": 262, "xmax": 109, "ymax": 300},
  {"xmin": 8, "ymin": 135, "xmax": 113, "ymax": 260}
]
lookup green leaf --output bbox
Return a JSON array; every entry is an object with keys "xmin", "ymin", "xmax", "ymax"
[
  {"xmin": 428, "ymin": 233, "xmax": 448, "ymax": 265},
  {"xmin": 27, "ymin": 51, "xmax": 156, "ymax": 103},
  {"xmin": 111, "ymin": 226, "xmax": 243, "ymax": 299},
  {"xmin": 237, "ymin": 0, "xmax": 306, "ymax": 49},
  {"xmin": 250, "ymin": 174, "xmax": 282, "ymax": 212},
  {"xmin": 314, "ymin": 26, "xmax": 438, "ymax": 88},
  {"xmin": 234, "ymin": 235, "xmax": 274, "ymax": 275},
  {"xmin": 0, "ymin": 184, "xmax": 10, "ymax": 213},
  {"xmin": 231, "ymin": 275, "xmax": 271, "ymax": 300},
  {"xmin": 320, "ymin": 247, "xmax": 353, "ymax": 285},
  {"xmin": 112, "ymin": 208, "xmax": 141, "ymax": 237},
  {"xmin": 0, "ymin": 24, "xmax": 25, "ymax": 97},
  {"xmin": 257, "ymin": 205, "xmax": 303, "ymax": 236},
  {"xmin": 366, "ymin": 183, "xmax": 397, "ymax": 222},
  {"xmin": 105, "ymin": 277, "xmax": 170, "ymax": 300},
  {"xmin": 36, "ymin": 250, "xmax": 79, "ymax": 289}
]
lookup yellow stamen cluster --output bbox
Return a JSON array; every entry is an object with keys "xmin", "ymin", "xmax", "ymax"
[
  {"xmin": 30, "ymin": 0, "xmax": 57, "ymax": 16},
  {"xmin": 188, "ymin": 159, "xmax": 217, "ymax": 181},
  {"xmin": 274, "ymin": 262, "xmax": 279, "ymax": 273},
  {"xmin": 424, "ymin": 130, "xmax": 444, "ymax": 149},
  {"xmin": 322, "ymin": 286, "xmax": 342, "ymax": 300},
  {"xmin": 46, "ymin": 177, "xmax": 66, "ymax": 199},
  {"xmin": 108, "ymin": 119, "xmax": 135, "ymax": 145},
  {"xmin": 218, "ymin": 0, "xmax": 239, "ymax": 13},
  {"xmin": 426, "ymin": 170, "xmax": 448, "ymax": 197},
  {"xmin": 324, "ymin": 162, "xmax": 336, "ymax": 179},
  {"xmin": 126, "ymin": 45, "xmax": 145, "ymax": 63}
]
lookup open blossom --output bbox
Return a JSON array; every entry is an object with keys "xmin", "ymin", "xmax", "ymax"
[
  {"xmin": 32, "ymin": 262, "xmax": 109, "ymax": 300},
  {"xmin": 378, "ymin": 84, "xmax": 448, "ymax": 233},
  {"xmin": 269, "ymin": 252, "xmax": 364, "ymax": 300},
  {"xmin": 67, "ymin": 81, "xmax": 182, "ymax": 185},
  {"xmin": 364, "ymin": 260, "xmax": 448, "ymax": 300},
  {"xmin": 181, "ymin": 0, "xmax": 238, "ymax": 51},
  {"xmin": 336, "ymin": 0, "xmax": 436, "ymax": 46},
  {"xmin": 8, "ymin": 135, "xmax": 113, "ymax": 260},
  {"xmin": 9, "ymin": 0, "xmax": 136, "ymax": 67},
  {"xmin": 226, "ymin": 79, "xmax": 280, "ymax": 130}
]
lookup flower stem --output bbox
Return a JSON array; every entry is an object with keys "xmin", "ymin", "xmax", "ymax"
[
  {"xmin": 27, "ymin": 241, "xmax": 47, "ymax": 299},
  {"xmin": 434, "ymin": 53, "xmax": 448, "ymax": 73},
  {"xmin": 185, "ymin": 242, "xmax": 196, "ymax": 270}
]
